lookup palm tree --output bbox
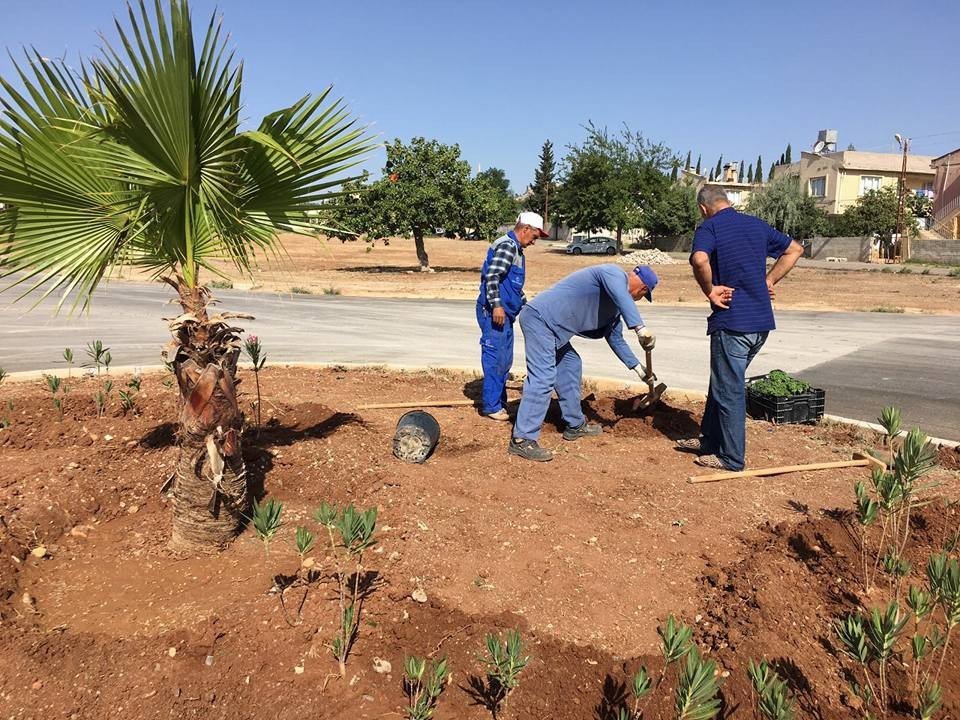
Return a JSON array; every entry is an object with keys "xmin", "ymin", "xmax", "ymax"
[{"xmin": 0, "ymin": 0, "xmax": 374, "ymax": 550}]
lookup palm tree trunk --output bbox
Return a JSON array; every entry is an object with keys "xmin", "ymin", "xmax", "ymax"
[
  {"xmin": 413, "ymin": 228, "xmax": 430, "ymax": 271},
  {"xmin": 164, "ymin": 279, "xmax": 249, "ymax": 551}
]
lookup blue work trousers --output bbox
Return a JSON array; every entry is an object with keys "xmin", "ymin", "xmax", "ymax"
[
  {"xmin": 514, "ymin": 306, "xmax": 585, "ymax": 441},
  {"xmin": 700, "ymin": 330, "xmax": 768, "ymax": 471},
  {"xmin": 477, "ymin": 303, "xmax": 515, "ymax": 414}
]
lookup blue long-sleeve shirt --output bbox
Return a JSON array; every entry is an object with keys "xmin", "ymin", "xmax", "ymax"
[{"xmin": 527, "ymin": 264, "xmax": 644, "ymax": 369}]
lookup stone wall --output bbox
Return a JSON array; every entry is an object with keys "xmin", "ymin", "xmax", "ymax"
[
  {"xmin": 912, "ymin": 238, "xmax": 960, "ymax": 264},
  {"xmin": 806, "ymin": 236, "xmax": 873, "ymax": 261}
]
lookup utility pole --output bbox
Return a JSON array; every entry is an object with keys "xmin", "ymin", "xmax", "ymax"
[{"xmin": 894, "ymin": 134, "xmax": 909, "ymax": 262}]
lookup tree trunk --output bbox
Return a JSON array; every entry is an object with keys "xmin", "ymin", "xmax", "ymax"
[
  {"xmin": 163, "ymin": 278, "xmax": 251, "ymax": 552},
  {"xmin": 413, "ymin": 228, "xmax": 430, "ymax": 272},
  {"xmin": 616, "ymin": 227, "xmax": 623, "ymax": 255}
]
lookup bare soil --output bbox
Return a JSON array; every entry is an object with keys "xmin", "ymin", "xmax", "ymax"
[
  {"xmin": 1, "ymin": 367, "xmax": 957, "ymax": 719},
  {"xmin": 111, "ymin": 233, "xmax": 960, "ymax": 315}
]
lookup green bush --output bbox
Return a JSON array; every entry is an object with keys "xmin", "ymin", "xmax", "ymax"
[{"xmin": 750, "ymin": 370, "xmax": 810, "ymax": 398}]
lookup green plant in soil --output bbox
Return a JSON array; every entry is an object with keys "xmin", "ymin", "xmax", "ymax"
[
  {"xmin": 877, "ymin": 406, "xmax": 901, "ymax": 453},
  {"xmin": 836, "ymin": 601, "xmax": 909, "ymax": 715},
  {"xmin": 749, "ymin": 369, "xmax": 810, "ymax": 398},
  {"xmin": 0, "ymin": 367, "xmax": 6, "ymax": 385},
  {"xmin": 748, "ymin": 659, "xmax": 795, "ymax": 720},
  {"xmin": 917, "ymin": 680, "xmax": 943, "ymax": 720},
  {"xmin": 481, "ymin": 629, "xmax": 529, "ymax": 715},
  {"xmin": 251, "ymin": 497, "xmax": 282, "ymax": 552},
  {"xmin": 314, "ymin": 501, "xmax": 377, "ymax": 676},
  {"xmin": 84, "ymin": 340, "xmax": 109, "ymax": 376},
  {"xmin": 119, "ymin": 375, "xmax": 142, "ymax": 414},
  {"xmin": 294, "ymin": 526, "xmax": 314, "ymax": 562},
  {"xmin": 243, "ymin": 335, "xmax": 267, "ymax": 431},
  {"xmin": 616, "ymin": 666, "xmax": 651, "ymax": 720},
  {"xmin": 674, "ymin": 646, "xmax": 722, "ymax": 720},
  {"xmin": 62, "ymin": 348, "xmax": 74, "ymax": 378},
  {"xmin": 44, "ymin": 374, "xmax": 63, "ymax": 420},
  {"xmin": 403, "ymin": 655, "xmax": 448, "ymax": 720}
]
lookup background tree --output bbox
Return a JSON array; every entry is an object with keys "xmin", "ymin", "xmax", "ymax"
[
  {"xmin": 907, "ymin": 192, "xmax": 933, "ymax": 221},
  {"xmin": 684, "ymin": 150, "xmax": 692, "ymax": 170},
  {"xmin": 779, "ymin": 152, "xmax": 785, "ymax": 166},
  {"xmin": 714, "ymin": 156, "xmax": 723, "ymax": 179},
  {"xmin": 644, "ymin": 182, "xmax": 700, "ymax": 238},
  {"xmin": 747, "ymin": 163, "xmax": 754, "ymax": 184},
  {"xmin": 738, "ymin": 160, "xmax": 745, "ymax": 183},
  {"xmin": 785, "ymin": 143, "xmax": 792, "ymax": 164},
  {"xmin": 695, "ymin": 154, "xmax": 702, "ymax": 175},
  {"xmin": 0, "ymin": 0, "xmax": 373, "ymax": 550},
  {"xmin": 558, "ymin": 123, "xmax": 674, "ymax": 252},
  {"xmin": 768, "ymin": 163, "xmax": 775, "ymax": 181},
  {"xmin": 755, "ymin": 155, "xmax": 763, "ymax": 184},
  {"xmin": 745, "ymin": 175, "xmax": 826, "ymax": 239},
  {"xmin": 671, "ymin": 162, "xmax": 679, "ymax": 181},
  {"xmin": 462, "ymin": 168, "xmax": 518, "ymax": 239},
  {"xmin": 835, "ymin": 186, "xmax": 916, "ymax": 239},
  {"xmin": 526, "ymin": 139, "xmax": 556, "ymax": 224}
]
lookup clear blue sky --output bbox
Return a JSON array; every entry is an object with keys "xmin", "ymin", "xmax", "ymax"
[{"xmin": 3, "ymin": 0, "xmax": 959, "ymax": 191}]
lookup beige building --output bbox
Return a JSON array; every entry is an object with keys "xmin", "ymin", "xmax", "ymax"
[{"xmin": 773, "ymin": 150, "xmax": 935, "ymax": 215}]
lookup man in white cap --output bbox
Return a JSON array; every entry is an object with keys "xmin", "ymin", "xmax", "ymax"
[{"xmin": 476, "ymin": 212, "xmax": 548, "ymax": 420}]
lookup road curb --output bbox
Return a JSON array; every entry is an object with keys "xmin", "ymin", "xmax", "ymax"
[{"xmin": 4, "ymin": 363, "xmax": 956, "ymax": 448}]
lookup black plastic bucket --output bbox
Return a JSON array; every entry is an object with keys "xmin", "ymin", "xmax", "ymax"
[{"xmin": 392, "ymin": 410, "xmax": 441, "ymax": 463}]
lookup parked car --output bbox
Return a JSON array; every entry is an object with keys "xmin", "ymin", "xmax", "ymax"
[{"xmin": 565, "ymin": 235, "xmax": 618, "ymax": 255}]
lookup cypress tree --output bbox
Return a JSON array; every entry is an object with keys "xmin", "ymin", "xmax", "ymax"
[
  {"xmin": 738, "ymin": 160, "xmax": 745, "ymax": 183},
  {"xmin": 695, "ymin": 154, "xmax": 701, "ymax": 175},
  {"xmin": 684, "ymin": 150, "xmax": 691, "ymax": 170},
  {"xmin": 779, "ymin": 152, "xmax": 785, "ymax": 166},
  {"xmin": 785, "ymin": 143, "xmax": 792, "ymax": 164},
  {"xmin": 714, "ymin": 156, "xmax": 723, "ymax": 179},
  {"xmin": 747, "ymin": 163, "xmax": 754, "ymax": 184},
  {"xmin": 671, "ymin": 162, "xmax": 679, "ymax": 181},
  {"xmin": 755, "ymin": 155, "xmax": 763, "ymax": 184},
  {"xmin": 768, "ymin": 163, "xmax": 775, "ymax": 181}
]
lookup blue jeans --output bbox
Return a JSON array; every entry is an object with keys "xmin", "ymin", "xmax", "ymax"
[
  {"xmin": 700, "ymin": 330, "xmax": 768, "ymax": 471},
  {"xmin": 477, "ymin": 303, "xmax": 514, "ymax": 414},
  {"xmin": 514, "ymin": 306, "xmax": 585, "ymax": 441}
]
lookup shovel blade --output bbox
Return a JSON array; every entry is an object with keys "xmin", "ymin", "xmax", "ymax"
[{"xmin": 633, "ymin": 382, "xmax": 668, "ymax": 411}]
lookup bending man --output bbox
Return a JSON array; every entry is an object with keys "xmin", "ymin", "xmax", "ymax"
[
  {"xmin": 476, "ymin": 212, "xmax": 548, "ymax": 420},
  {"xmin": 509, "ymin": 264, "xmax": 658, "ymax": 462}
]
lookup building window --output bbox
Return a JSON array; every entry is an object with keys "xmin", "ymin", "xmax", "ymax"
[
  {"xmin": 859, "ymin": 175, "xmax": 882, "ymax": 196},
  {"xmin": 809, "ymin": 176, "xmax": 826, "ymax": 197}
]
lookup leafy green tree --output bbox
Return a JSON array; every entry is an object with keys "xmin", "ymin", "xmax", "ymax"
[
  {"xmin": 746, "ymin": 175, "xmax": 826, "ymax": 239},
  {"xmin": 907, "ymin": 192, "xmax": 933, "ymax": 220},
  {"xmin": 835, "ymin": 186, "xmax": 915, "ymax": 239},
  {"xmin": 462, "ymin": 168, "xmax": 517, "ymax": 240},
  {"xmin": 756, "ymin": 155, "xmax": 764, "ymax": 184},
  {"xmin": 695, "ymin": 154, "xmax": 702, "ymax": 175},
  {"xmin": 0, "ymin": 0, "xmax": 372, "ymax": 550},
  {"xmin": 645, "ymin": 182, "xmax": 700, "ymax": 238},
  {"xmin": 558, "ymin": 123, "xmax": 674, "ymax": 252},
  {"xmin": 336, "ymin": 138, "xmax": 472, "ymax": 270},
  {"xmin": 747, "ymin": 163, "xmax": 754, "ymax": 184},
  {"xmin": 527, "ymin": 139, "xmax": 557, "ymax": 223}
]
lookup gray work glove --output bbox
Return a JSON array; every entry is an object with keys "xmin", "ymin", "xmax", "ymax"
[{"xmin": 636, "ymin": 327, "xmax": 655, "ymax": 351}]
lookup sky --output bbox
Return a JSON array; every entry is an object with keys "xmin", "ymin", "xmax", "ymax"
[{"xmin": 3, "ymin": 0, "xmax": 959, "ymax": 192}]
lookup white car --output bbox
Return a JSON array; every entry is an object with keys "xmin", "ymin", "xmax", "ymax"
[{"xmin": 566, "ymin": 236, "xmax": 618, "ymax": 255}]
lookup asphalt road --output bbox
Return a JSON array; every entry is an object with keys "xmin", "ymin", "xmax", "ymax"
[{"xmin": 2, "ymin": 280, "xmax": 958, "ymax": 440}]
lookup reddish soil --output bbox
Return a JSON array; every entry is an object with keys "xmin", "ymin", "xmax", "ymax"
[{"xmin": 0, "ymin": 367, "xmax": 957, "ymax": 719}]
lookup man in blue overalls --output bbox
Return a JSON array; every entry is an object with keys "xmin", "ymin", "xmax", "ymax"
[
  {"xmin": 476, "ymin": 212, "xmax": 548, "ymax": 420},
  {"xmin": 509, "ymin": 264, "xmax": 659, "ymax": 461}
]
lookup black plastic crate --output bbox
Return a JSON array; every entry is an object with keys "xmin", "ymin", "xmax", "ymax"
[{"xmin": 746, "ymin": 382, "xmax": 825, "ymax": 425}]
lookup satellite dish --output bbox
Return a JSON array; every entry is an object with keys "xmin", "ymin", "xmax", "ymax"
[{"xmin": 812, "ymin": 140, "xmax": 826, "ymax": 154}]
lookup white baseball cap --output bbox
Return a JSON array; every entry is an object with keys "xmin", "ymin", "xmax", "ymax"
[{"xmin": 517, "ymin": 211, "xmax": 549, "ymax": 238}]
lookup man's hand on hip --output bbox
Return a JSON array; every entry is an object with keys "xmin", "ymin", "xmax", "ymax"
[
  {"xmin": 491, "ymin": 307, "xmax": 506, "ymax": 327},
  {"xmin": 708, "ymin": 285, "xmax": 735, "ymax": 309},
  {"xmin": 766, "ymin": 278, "xmax": 776, "ymax": 299}
]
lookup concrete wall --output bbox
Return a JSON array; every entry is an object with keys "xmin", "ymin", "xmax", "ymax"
[
  {"xmin": 912, "ymin": 238, "xmax": 960, "ymax": 264},
  {"xmin": 651, "ymin": 235, "xmax": 692, "ymax": 253},
  {"xmin": 805, "ymin": 236, "xmax": 873, "ymax": 261}
]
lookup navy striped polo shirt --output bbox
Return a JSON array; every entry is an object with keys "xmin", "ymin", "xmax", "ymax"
[{"xmin": 691, "ymin": 208, "xmax": 792, "ymax": 335}]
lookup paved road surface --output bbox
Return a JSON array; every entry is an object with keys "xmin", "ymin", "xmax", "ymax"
[{"xmin": 2, "ymin": 281, "xmax": 958, "ymax": 440}]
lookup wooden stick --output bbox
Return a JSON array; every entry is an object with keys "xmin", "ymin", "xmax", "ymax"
[
  {"xmin": 357, "ymin": 399, "xmax": 477, "ymax": 410},
  {"xmin": 688, "ymin": 451, "xmax": 886, "ymax": 484}
]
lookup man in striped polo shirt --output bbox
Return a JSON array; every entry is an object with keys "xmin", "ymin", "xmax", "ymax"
[
  {"xmin": 680, "ymin": 186, "xmax": 804, "ymax": 471},
  {"xmin": 476, "ymin": 212, "xmax": 548, "ymax": 420}
]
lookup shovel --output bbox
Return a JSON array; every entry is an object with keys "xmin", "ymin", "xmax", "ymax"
[{"xmin": 633, "ymin": 347, "xmax": 668, "ymax": 411}]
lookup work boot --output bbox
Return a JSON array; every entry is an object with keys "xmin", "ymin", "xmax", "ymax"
[
  {"xmin": 508, "ymin": 438, "xmax": 554, "ymax": 462},
  {"xmin": 484, "ymin": 409, "xmax": 510, "ymax": 421},
  {"xmin": 562, "ymin": 422, "xmax": 603, "ymax": 441}
]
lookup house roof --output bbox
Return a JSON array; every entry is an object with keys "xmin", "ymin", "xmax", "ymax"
[
  {"xmin": 931, "ymin": 147, "xmax": 960, "ymax": 165},
  {"xmin": 828, "ymin": 150, "xmax": 935, "ymax": 174}
]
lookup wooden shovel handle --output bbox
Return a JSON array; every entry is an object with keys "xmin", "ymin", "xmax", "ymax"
[
  {"xmin": 358, "ymin": 399, "xmax": 477, "ymax": 410},
  {"xmin": 688, "ymin": 458, "xmax": 872, "ymax": 484}
]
